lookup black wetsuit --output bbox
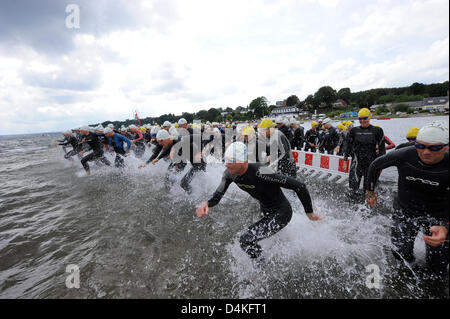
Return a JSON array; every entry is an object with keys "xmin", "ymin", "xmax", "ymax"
[
  {"xmin": 266, "ymin": 130, "xmax": 296, "ymax": 177},
  {"xmin": 365, "ymin": 146, "xmax": 449, "ymax": 274},
  {"xmin": 58, "ymin": 136, "xmax": 79, "ymax": 160},
  {"xmin": 291, "ymin": 126, "xmax": 305, "ymax": 151},
  {"xmin": 80, "ymin": 133, "xmax": 111, "ymax": 171},
  {"xmin": 279, "ymin": 124, "xmax": 293, "ymax": 144},
  {"xmin": 207, "ymin": 163, "xmax": 314, "ymax": 259},
  {"xmin": 132, "ymin": 132, "xmax": 146, "ymax": 158},
  {"xmin": 147, "ymin": 135, "xmax": 205, "ymax": 193},
  {"xmin": 304, "ymin": 129, "xmax": 320, "ymax": 152},
  {"xmin": 336, "ymin": 130, "xmax": 348, "ymax": 156},
  {"xmin": 395, "ymin": 141, "xmax": 414, "ymax": 150},
  {"xmin": 344, "ymin": 125, "xmax": 385, "ymax": 191},
  {"xmin": 320, "ymin": 126, "xmax": 340, "ymax": 155}
]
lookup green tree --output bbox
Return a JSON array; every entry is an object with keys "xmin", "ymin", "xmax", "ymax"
[
  {"xmin": 286, "ymin": 95, "xmax": 300, "ymax": 106},
  {"xmin": 196, "ymin": 110, "xmax": 208, "ymax": 122},
  {"xmin": 206, "ymin": 108, "xmax": 221, "ymax": 122},
  {"xmin": 338, "ymin": 88, "xmax": 351, "ymax": 104},
  {"xmin": 304, "ymin": 94, "xmax": 317, "ymax": 111},
  {"xmin": 314, "ymin": 86, "xmax": 338, "ymax": 108},
  {"xmin": 249, "ymin": 96, "xmax": 269, "ymax": 118}
]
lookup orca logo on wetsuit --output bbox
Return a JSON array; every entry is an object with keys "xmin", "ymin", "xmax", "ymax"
[{"xmin": 405, "ymin": 176, "xmax": 439, "ymax": 186}]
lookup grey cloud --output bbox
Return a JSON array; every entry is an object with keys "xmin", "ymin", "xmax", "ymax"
[
  {"xmin": 0, "ymin": 0, "xmax": 178, "ymax": 55},
  {"xmin": 22, "ymin": 67, "xmax": 101, "ymax": 91}
]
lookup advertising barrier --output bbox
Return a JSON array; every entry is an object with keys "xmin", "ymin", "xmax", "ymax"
[{"xmin": 292, "ymin": 150, "xmax": 351, "ymax": 184}]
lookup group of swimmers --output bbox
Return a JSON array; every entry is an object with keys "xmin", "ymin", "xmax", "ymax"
[{"xmin": 54, "ymin": 109, "xmax": 448, "ymax": 277}]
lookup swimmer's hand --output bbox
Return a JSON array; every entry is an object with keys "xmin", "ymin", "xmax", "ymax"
[
  {"xmin": 138, "ymin": 163, "xmax": 147, "ymax": 169},
  {"xmin": 307, "ymin": 213, "xmax": 323, "ymax": 221},
  {"xmin": 196, "ymin": 201, "xmax": 209, "ymax": 217},
  {"xmin": 423, "ymin": 226, "xmax": 448, "ymax": 247},
  {"xmin": 365, "ymin": 192, "xmax": 378, "ymax": 208}
]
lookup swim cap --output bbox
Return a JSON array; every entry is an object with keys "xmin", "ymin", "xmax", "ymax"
[
  {"xmin": 64, "ymin": 130, "xmax": 72, "ymax": 135},
  {"xmin": 169, "ymin": 126, "xmax": 179, "ymax": 137},
  {"xmin": 311, "ymin": 121, "xmax": 319, "ymax": 127},
  {"xmin": 162, "ymin": 121, "xmax": 171, "ymax": 127},
  {"xmin": 358, "ymin": 108, "xmax": 371, "ymax": 119},
  {"xmin": 80, "ymin": 125, "xmax": 91, "ymax": 132},
  {"xmin": 337, "ymin": 124, "xmax": 345, "ymax": 130},
  {"xmin": 258, "ymin": 118, "xmax": 276, "ymax": 129},
  {"xmin": 416, "ymin": 121, "xmax": 449, "ymax": 144},
  {"xmin": 129, "ymin": 125, "xmax": 137, "ymax": 130},
  {"xmin": 322, "ymin": 118, "xmax": 331, "ymax": 124},
  {"xmin": 151, "ymin": 126, "xmax": 160, "ymax": 135},
  {"xmin": 242, "ymin": 126, "xmax": 255, "ymax": 136},
  {"xmin": 156, "ymin": 129, "xmax": 171, "ymax": 141},
  {"xmin": 104, "ymin": 127, "xmax": 113, "ymax": 134},
  {"xmin": 289, "ymin": 118, "xmax": 297, "ymax": 125},
  {"xmin": 406, "ymin": 127, "xmax": 419, "ymax": 138},
  {"xmin": 225, "ymin": 142, "xmax": 248, "ymax": 163},
  {"xmin": 178, "ymin": 118, "xmax": 187, "ymax": 125}
]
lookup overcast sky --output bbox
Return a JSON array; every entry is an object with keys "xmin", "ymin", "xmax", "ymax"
[{"xmin": 0, "ymin": 0, "xmax": 448, "ymax": 134}]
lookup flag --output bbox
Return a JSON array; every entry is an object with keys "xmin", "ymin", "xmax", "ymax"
[{"xmin": 135, "ymin": 110, "xmax": 141, "ymax": 126}]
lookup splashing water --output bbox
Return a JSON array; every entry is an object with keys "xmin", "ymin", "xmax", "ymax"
[{"xmin": 0, "ymin": 117, "xmax": 448, "ymax": 298}]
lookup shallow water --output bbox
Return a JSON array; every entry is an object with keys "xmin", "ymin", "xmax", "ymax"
[{"xmin": 0, "ymin": 116, "xmax": 448, "ymax": 299}]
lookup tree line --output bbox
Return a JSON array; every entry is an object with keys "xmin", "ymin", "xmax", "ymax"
[{"xmin": 95, "ymin": 81, "xmax": 448, "ymax": 127}]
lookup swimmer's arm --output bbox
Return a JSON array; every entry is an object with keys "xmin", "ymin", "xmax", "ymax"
[
  {"xmin": 364, "ymin": 150, "xmax": 401, "ymax": 192},
  {"xmin": 145, "ymin": 144, "xmax": 163, "ymax": 164},
  {"xmin": 206, "ymin": 172, "xmax": 233, "ymax": 208}
]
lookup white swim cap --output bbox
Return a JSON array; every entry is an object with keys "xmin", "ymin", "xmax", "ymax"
[
  {"xmin": 104, "ymin": 127, "xmax": 113, "ymax": 134},
  {"xmin": 151, "ymin": 126, "xmax": 160, "ymax": 135},
  {"xmin": 80, "ymin": 125, "xmax": 91, "ymax": 132},
  {"xmin": 129, "ymin": 124, "xmax": 137, "ymax": 130},
  {"xmin": 323, "ymin": 118, "xmax": 331, "ymax": 125},
  {"xmin": 178, "ymin": 118, "xmax": 187, "ymax": 125},
  {"xmin": 169, "ymin": 126, "xmax": 179, "ymax": 137},
  {"xmin": 156, "ymin": 129, "xmax": 171, "ymax": 141},
  {"xmin": 162, "ymin": 121, "xmax": 171, "ymax": 127},
  {"xmin": 225, "ymin": 142, "xmax": 248, "ymax": 163},
  {"xmin": 107, "ymin": 124, "xmax": 114, "ymax": 129},
  {"xmin": 416, "ymin": 121, "xmax": 449, "ymax": 144}
]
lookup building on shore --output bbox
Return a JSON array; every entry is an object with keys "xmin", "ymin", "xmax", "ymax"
[
  {"xmin": 269, "ymin": 105, "xmax": 301, "ymax": 118},
  {"xmin": 370, "ymin": 96, "xmax": 449, "ymax": 112}
]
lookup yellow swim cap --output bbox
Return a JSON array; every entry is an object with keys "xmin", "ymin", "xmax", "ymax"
[
  {"xmin": 406, "ymin": 127, "xmax": 419, "ymax": 138},
  {"xmin": 174, "ymin": 124, "xmax": 179, "ymax": 128},
  {"xmin": 311, "ymin": 121, "xmax": 319, "ymax": 127},
  {"xmin": 358, "ymin": 108, "xmax": 371, "ymax": 119},
  {"xmin": 140, "ymin": 127, "xmax": 146, "ymax": 132},
  {"xmin": 258, "ymin": 118, "xmax": 276, "ymax": 129},
  {"xmin": 337, "ymin": 124, "xmax": 345, "ymax": 130},
  {"xmin": 242, "ymin": 126, "xmax": 255, "ymax": 136}
]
